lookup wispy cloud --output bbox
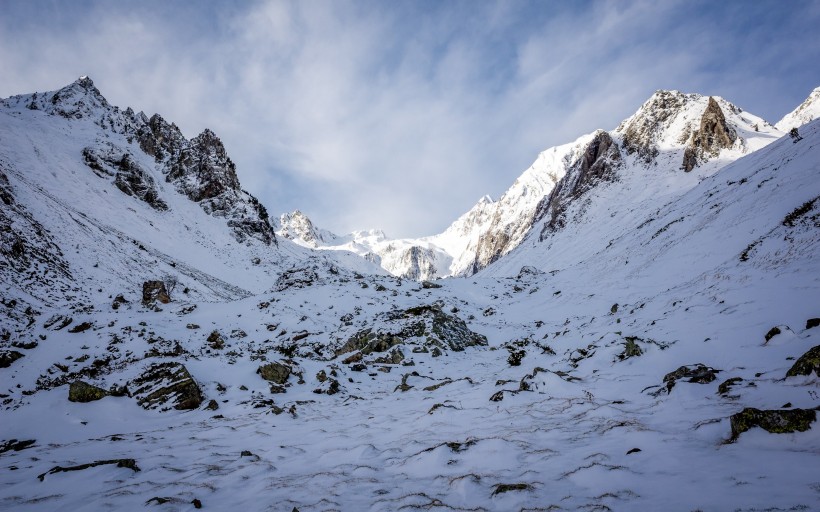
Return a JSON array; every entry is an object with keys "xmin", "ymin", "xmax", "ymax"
[{"xmin": 1, "ymin": 0, "xmax": 818, "ymax": 237}]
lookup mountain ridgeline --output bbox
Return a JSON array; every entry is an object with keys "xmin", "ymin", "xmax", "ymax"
[
  {"xmin": 283, "ymin": 89, "xmax": 812, "ymax": 279},
  {"xmin": 10, "ymin": 77, "xmax": 275, "ymax": 245}
]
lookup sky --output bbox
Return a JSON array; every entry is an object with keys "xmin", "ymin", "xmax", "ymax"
[{"xmin": 1, "ymin": 0, "xmax": 819, "ymax": 238}]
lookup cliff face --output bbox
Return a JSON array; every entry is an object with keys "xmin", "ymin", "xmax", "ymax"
[
  {"xmin": 536, "ymin": 130, "xmax": 622, "ymax": 237},
  {"xmin": 682, "ymin": 97, "xmax": 737, "ymax": 172}
]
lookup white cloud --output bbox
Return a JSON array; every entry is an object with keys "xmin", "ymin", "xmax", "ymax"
[{"xmin": 0, "ymin": 0, "xmax": 818, "ymax": 237}]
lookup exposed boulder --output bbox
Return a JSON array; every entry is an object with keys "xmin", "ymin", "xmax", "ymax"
[
  {"xmin": 257, "ymin": 362, "xmax": 292, "ymax": 385},
  {"xmin": 335, "ymin": 304, "xmax": 487, "ymax": 358},
  {"xmin": 274, "ymin": 267, "xmax": 320, "ymax": 291},
  {"xmin": 130, "ymin": 362, "xmax": 203, "ymax": 411},
  {"xmin": 142, "ymin": 280, "xmax": 171, "ymax": 305},
  {"xmin": 786, "ymin": 345, "xmax": 820, "ymax": 377},
  {"xmin": 730, "ymin": 407, "xmax": 816, "ymax": 440},
  {"xmin": 68, "ymin": 381, "xmax": 108, "ymax": 403},
  {"xmin": 206, "ymin": 330, "xmax": 225, "ymax": 350},
  {"xmin": 660, "ymin": 364, "xmax": 720, "ymax": 394},
  {"xmin": 0, "ymin": 350, "xmax": 24, "ymax": 368}
]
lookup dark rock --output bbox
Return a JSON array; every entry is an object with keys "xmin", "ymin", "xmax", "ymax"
[
  {"xmin": 536, "ymin": 130, "xmax": 622, "ymax": 239},
  {"xmin": 342, "ymin": 352, "xmax": 363, "ymax": 364},
  {"xmin": 489, "ymin": 391, "xmax": 505, "ymax": 402},
  {"xmin": 142, "ymin": 280, "xmax": 171, "ymax": 305},
  {"xmin": 617, "ymin": 337, "xmax": 643, "ymax": 361},
  {"xmin": 257, "ymin": 362, "xmax": 291, "ymax": 384},
  {"xmin": 807, "ymin": 318, "xmax": 820, "ymax": 329},
  {"xmin": 626, "ymin": 448, "xmax": 642, "ymax": 455},
  {"xmin": 786, "ymin": 345, "xmax": 820, "ymax": 377},
  {"xmin": 130, "ymin": 362, "xmax": 203, "ymax": 410},
  {"xmin": 274, "ymin": 267, "xmax": 319, "ymax": 291},
  {"xmin": 205, "ymin": 399, "xmax": 219, "ymax": 411},
  {"xmin": 0, "ymin": 439, "xmax": 36, "ymax": 454},
  {"xmin": 145, "ymin": 497, "xmax": 172, "ymax": 505},
  {"xmin": 662, "ymin": 364, "xmax": 720, "ymax": 393},
  {"xmin": 240, "ymin": 450, "xmax": 254, "ymax": 457},
  {"xmin": 11, "ymin": 340, "xmax": 38, "ymax": 350},
  {"xmin": 111, "ymin": 294, "xmax": 128, "ymax": 310},
  {"xmin": 192, "ymin": 498, "xmax": 202, "ymax": 509},
  {"xmin": 507, "ymin": 349, "xmax": 525, "ymax": 367},
  {"xmin": 730, "ymin": 407, "xmax": 816, "ymax": 440},
  {"xmin": 717, "ymin": 377, "xmax": 744, "ymax": 396},
  {"xmin": 421, "ymin": 280, "xmax": 442, "ymax": 289},
  {"xmin": 38, "ymin": 458, "xmax": 140, "ymax": 481},
  {"xmin": 492, "ymin": 483, "xmax": 533, "ymax": 495},
  {"xmin": 351, "ymin": 363, "xmax": 367, "ymax": 372},
  {"xmin": 0, "ymin": 351, "xmax": 24, "ymax": 369},
  {"xmin": 764, "ymin": 326, "xmax": 781, "ymax": 343},
  {"xmin": 313, "ymin": 378, "xmax": 341, "ymax": 395},
  {"xmin": 44, "ymin": 315, "xmax": 73, "ymax": 330},
  {"xmin": 68, "ymin": 321, "xmax": 92, "ymax": 333},
  {"xmin": 206, "ymin": 330, "xmax": 225, "ymax": 350},
  {"xmin": 68, "ymin": 381, "xmax": 108, "ymax": 403}
]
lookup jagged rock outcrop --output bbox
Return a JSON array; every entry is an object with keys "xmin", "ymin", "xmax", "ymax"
[
  {"xmin": 536, "ymin": 130, "xmax": 622, "ymax": 238},
  {"xmin": 681, "ymin": 97, "xmax": 737, "ymax": 172},
  {"xmin": 335, "ymin": 304, "xmax": 488, "ymax": 358},
  {"xmin": 4, "ymin": 77, "xmax": 276, "ymax": 245},
  {"xmin": 82, "ymin": 144, "xmax": 167, "ymax": 210},
  {"xmin": 619, "ymin": 90, "xmax": 689, "ymax": 162},
  {"xmin": 129, "ymin": 362, "xmax": 203, "ymax": 411}
]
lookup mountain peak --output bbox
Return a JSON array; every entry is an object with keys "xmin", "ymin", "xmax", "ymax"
[
  {"xmin": 776, "ymin": 85, "xmax": 820, "ymax": 131},
  {"xmin": 0, "ymin": 75, "xmax": 112, "ymax": 120}
]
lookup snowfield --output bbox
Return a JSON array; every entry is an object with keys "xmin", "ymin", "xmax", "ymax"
[{"xmin": 1, "ymin": 79, "xmax": 819, "ymax": 511}]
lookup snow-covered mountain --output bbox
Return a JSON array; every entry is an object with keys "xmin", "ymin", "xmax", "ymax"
[
  {"xmin": 1, "ymin": 79, "xmax": 819, "ymax": 511},
  {"xmin": 0, "ymin": 77, "xmax": 381, "ymax": 329},
  {"xmin": 281, "ymin": 90, "xmax": 783, "ymax": 279},
  {"xmin": 776, "ymin": 86, "xmax": 820, "ymax": 131}
]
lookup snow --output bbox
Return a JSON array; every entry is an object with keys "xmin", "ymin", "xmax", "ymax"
[
  {"xmin": 777, "ymin": 86, "xmax": 820, "ymax": 131},
  {"xmin": 1, "ymin": 79, "xmax": 819, "ymax": 511}
]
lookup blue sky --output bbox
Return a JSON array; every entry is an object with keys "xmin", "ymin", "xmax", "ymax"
[{"xmin": 1, "ymin": 0, "xmax": 818, "ymax": 237}]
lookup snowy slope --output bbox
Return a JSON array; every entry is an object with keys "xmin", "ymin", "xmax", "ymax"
[
  {"xmin": 0, "ymin": 81, "xmax": 818, "ymax": 512},
  {"xmin": 0, "ymin": 78, "xmax": 382, "ymax": 324},
  {"xmin": 776, "ymin": 86, "xmax": 820, "ymax": 131}
]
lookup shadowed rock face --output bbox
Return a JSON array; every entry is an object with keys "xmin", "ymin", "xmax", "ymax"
[
  {"xmin": 537, "ymin": 130, "xmax": 622, "ymax": 239},
  {"xmin": 470, "ymin": 131, "xmax": 622, "ymax": 271},
  {"xmin": 682, "ymin": 97, "xmax": 737, "ymax": 172}
]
